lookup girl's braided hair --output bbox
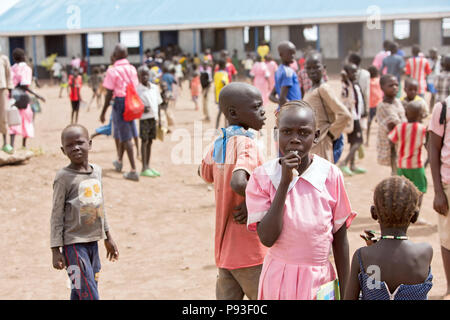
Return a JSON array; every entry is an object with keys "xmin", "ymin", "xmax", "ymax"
[
  {"xmin": 373, "ymin": 176, "xmax": 420, "ymax": 227},
  {"xmin": 276, "ymin": 100, "xmax": 315, "ymax": 126}
]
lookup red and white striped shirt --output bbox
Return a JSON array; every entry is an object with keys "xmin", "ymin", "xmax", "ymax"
[
  {"xmin": 388, "ymin": 122, "xmax": 427, "ymax": 169},
  {"xmin": 405, "ymin": 57, "xmax": 432, "ymax": 95}
]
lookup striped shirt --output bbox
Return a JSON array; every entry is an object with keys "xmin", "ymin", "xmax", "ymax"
[
  {"xmin": 405, "ymin": 57, "xmax": 432, "ymax": 95},
  {"xmin": 388, "ymin": 122, "xmax": 427, "ymax": 169}
]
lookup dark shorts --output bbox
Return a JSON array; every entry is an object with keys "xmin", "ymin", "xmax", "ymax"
[
  {"xmin": 369, "ymin": 107, "xmax": 377, "ymax": 122},
  {"xmin": 139, "ymin": 118, "xmax": 156, "ymax": 141},
  {"xmin": 71, "ymin": 100, "xmax": 80, "ymax": 111},
  {"xmin": 347, "ymin": 119, "xmax": 363, "ymax": 145},
  {"xmin": 63, "ymin": 241, "xmax": 101, "ymax": 300},
  {"xmin": 112, "ymin": 97, "xmax": 138, "ymax": 142}
]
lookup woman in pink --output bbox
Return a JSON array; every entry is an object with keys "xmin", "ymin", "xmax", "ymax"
[
  {"xmin": 265, "ymin": 55, "xmax": 278, "ymax": 94},
  {"xmin": 9, "ymin": 48, "xmax": 34, "ymax": 150},
  {"xmin": 246, "ymin": 101, "xmax": 355, "ymax": 300},
  {"xmin": 250, "ymin": 56, "xmax": 270, "ymax": 106}
]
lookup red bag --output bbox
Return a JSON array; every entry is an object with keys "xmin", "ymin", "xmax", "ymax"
[
  {"xmin": 116, "ymin": 67, "xmax": 144, "ymax": 122},
  {"xmin": 123, "ymin": 82, "xmax": 144, "ymax": 121}
]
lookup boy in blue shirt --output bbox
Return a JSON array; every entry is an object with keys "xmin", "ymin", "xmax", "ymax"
[{"xmin": 269, "ymin": 41, "xmax": 302, "ymax": 111}]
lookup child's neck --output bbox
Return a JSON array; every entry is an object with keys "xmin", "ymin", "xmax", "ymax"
[
  {"xmin": 68, "ymin": 161, "xmax": 91, "ymax": 173},
  {"xmin": 379, "ymin": 225, "xmax": 408, "ymax": 238},
  {"xmin": 383, "ymin": 95, "xmax": 395, "ymax": 103},
  {"xmin": 405, "ymin": 95, "xmax": 416, "ymax": 102},
  {"xmin": 297, "ymin": 153, "xmax": 313, "ymax": 176}
]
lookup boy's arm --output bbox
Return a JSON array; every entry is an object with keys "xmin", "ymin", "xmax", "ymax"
[
  {"xmin": 429, "ymin": 131, "xmax": 449, "ymax": 215},
  {"xmin": 100, "ymin": 89, "xmax": 113, "ymax": 123},
  {"xmin": 344, "ymin": 250, "xmax": 362, "ymax": 300},
  {"xmin": 269, "ymin": 86, "xmax": 278, "ymax": 104},
  {"xmin": 332, "ymin": 224, "xmax": 350, "ymax": 298},
  {"xmin": 50, "ymin": 181, "xmax": 67, "ymax": 270},
  {"xmin": 230, "ymin": 169, "xmax": 250, "ymax": 225},
  {"xmin": 278, "ymin": 86, "xmax": 290, "ymax": 107}
]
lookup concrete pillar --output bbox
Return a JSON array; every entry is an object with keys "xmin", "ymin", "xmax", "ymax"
[
  {"xmin": 103, "ymin": 32, "xmax": 119, "ymax": 63},
  {"xmin": 66, "ymin": 34, "xmax": 82, "ymax": 59},
  {"xmin": 270, "ymin": 26, "xmax": 289, "ymax": 58},
  {"xmin": 0, "ymin": 37, "xmax": 8, "ymax": 58},
  {"xmin": 179, "ymin": 29, "xmax": 200, "ymax": 54},
  {"xmin": 142, "ymin": 31, "xmax": 159, "ymax": 51},
  {"xmin": 225, "ymin": 28, "xmax": 245, "ymax": 59},
  {"xmin": 319, "ymin": 23, "xmax": 338, "ymax": 59},
  {"xmin": 363, "ymin": 24, "xmax": 384, "ymax": 59}
]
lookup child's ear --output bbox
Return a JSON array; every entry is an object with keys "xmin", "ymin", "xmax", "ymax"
[
  {"xmin": 411, "ymin": 209, "xmax": 419, "ymax": 224},
  {"xmin": 60, "ymin": 146, "xmax": 66, "ymax": 155},
  {"xmin": 228, "ymin": 106, "xmax": 238, "ymax": 120},
  {"xmin": 370, "ymin": 205, "xmax": 378, "ymax": 221},
  {"xmin": 313, "ymin": 129, "xmax": 320, "ymax": 143},
  {"xmin": 88, "ymin": 139, "xmax": 92, "ymax": 150}
]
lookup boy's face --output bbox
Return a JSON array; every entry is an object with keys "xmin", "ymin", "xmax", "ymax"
[
  {"xmin": 279, "ymin": 47, "xmax": 296, "ymax": 65},
  {"xmin": 381, "ymin": 77, "xmax": 399, "ymax": 98},
  {"xmin": 305, "ymin": 59, "xmax": 322, "ymax": 83},
  {"xmin": 139, "ymin": 71, "xmax": 150, "ymax": 85},
  {"xmin": 278, "ymin": 108, "xmax": 319, "ymax": 158},
  {"xmin": 345, "ymin": 65, "xmax": 357, "ymax": 82},
  {"xmin": 61, "ymin": 127, "xmax": 91, "ymax": 165},
  {"xmin": 405, "ymin": 83, "xmax": 418, "ymax": 100},
  {"xmin": 232, "ymin": 90, "xmax": 266, "ymax": 131}
]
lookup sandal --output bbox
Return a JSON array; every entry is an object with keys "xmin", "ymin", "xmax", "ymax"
[
  {"xmin": 113, "ymin": 160, "xmax": 122, "ymax": 172},
  {"xmin": 2, "ymin": 144, "xmax": 13, "ymax": 154},
  {"xmin": 140, "ymin": 169, "xmax": 157, "ymax": 177},
  {"xmin": 124, "ymin": 171, "xmax": 139, "ymax": 181},
  {"xmin": 340, "ymin": 166, "xmax": 354, "ymax": 176},
  {"xmin": 150, "ymin": 168, "xmax": 161, "ymax": 177}
]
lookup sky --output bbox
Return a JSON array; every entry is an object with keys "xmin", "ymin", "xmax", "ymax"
[{"xmin": 0, "ymin": 0, "xmax": 19, "ymax": 16}]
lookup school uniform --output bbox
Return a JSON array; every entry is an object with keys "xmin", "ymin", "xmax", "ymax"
[{"xmin": 102, "ymin": 59, "xmax": 139, "ymax": 142}]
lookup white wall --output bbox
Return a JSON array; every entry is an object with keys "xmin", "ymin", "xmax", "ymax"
[
  {"xmin": 270, "ymin": 26, "xmax": 289, "ymax": 58},
  {"xmin": 319, "ymin": 23, "xmax": 338, "ymax": 59},
  {"xmin": 226, "ymin": 28, "xmax": 244, "ymax": 59}
]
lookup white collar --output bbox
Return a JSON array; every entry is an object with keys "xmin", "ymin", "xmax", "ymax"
[{"xmin": 262, "ymin": 155, "xmax": 331, "ymax": 193}]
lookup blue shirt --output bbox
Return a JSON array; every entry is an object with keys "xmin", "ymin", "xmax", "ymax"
[
  {"xmin": 381, "ymin": 54, "xmax": 405, "ymax": 82},
  {"xmin": 162, "ymin": 73, "xmax": 175, "ymax": 92},
  {"xmin": 275, "ymin": 64, "xmax": 302, "ymax": 108}
]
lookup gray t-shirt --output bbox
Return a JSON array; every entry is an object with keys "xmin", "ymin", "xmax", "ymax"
[{"xmin": 50, "ymin": 164, "xmax": 109, "ymax": 248}]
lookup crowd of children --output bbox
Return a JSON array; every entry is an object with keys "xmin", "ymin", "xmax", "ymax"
[{"xmin": 2, "ymin": 36, "xmax": 442, "ymax": 300}]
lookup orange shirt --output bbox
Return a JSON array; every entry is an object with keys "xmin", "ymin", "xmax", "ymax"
[
  {"xmin": 369, "ymin": 77, "xmax": 383, "ymax": 108},
  {"xmin": 200, "ymin": 135, "xmax": 267, "ymax": 269}
]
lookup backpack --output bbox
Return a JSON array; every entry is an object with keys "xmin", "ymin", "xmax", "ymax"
[
  {"xmin": 200, "ymin": 71, "xmax": 210, "ymax": 89},
  {"xmin": 116, "ymin": 67, "xmax": 144, "ymax": 122}
]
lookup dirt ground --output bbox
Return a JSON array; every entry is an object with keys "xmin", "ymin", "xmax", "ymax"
[{"xmin": 0, "ymin": 76, "xmax": 447, "ymax": 300}]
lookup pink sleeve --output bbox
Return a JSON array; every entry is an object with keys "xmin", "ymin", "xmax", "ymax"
[
  {"xmin": 331, "ymin": 168, "xmax": 356, "ymax": 233},
  {"xmin": 428, "ymin": 102, "xmax": 444, "ymax": 137},
  {"xmin": 200, "ymin": 145, "xmax": 214, "ymax": 184},
  {"xmin": 245, "ymin": 167, "xmax": 271, "ymax": 232},
  {"xmin": 233, "ymin": 137, "xmax": 261, "ymax": 176},
  {"xmin": 102, "ymin": 68, "xmax": 116, "ymax": 91}
]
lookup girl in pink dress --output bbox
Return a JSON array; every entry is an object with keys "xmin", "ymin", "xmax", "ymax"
[
  {"xmin": 250, "ymin": 56, "xmax": 270, "ymax": 106},
  {"xmin": 265, "ymin": 55, "xmax": 278, "ymax": 94},
  {"xmin": 246, "ymin": 100, "xmax": 356, "ymax": 300},
  {"xmin": 9, "ymin": 48, "xmax": 34, "ymax": 150}
]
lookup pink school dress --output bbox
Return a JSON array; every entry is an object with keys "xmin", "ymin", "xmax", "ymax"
[
  {"xmin": 246, "ymin": 155, "xmax": 356, "ymax": 300},
  {"xmin": 9, "ymin": 62, "xmax": 34, "ymax": 138},
  {"xmin": 250, "ymin": 62, "xmax": 270, "ymax": 106}
]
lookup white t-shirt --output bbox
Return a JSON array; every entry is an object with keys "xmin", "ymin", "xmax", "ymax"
[
  {"xmin": 52, "ymin": 62, "xmax": 62, "ymax": 77},
  {"xmin": 137, "ymin": 82, "xmax": 163, "ymax": 120}
]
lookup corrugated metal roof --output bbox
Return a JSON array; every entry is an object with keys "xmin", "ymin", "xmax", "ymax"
[{"xmin": 0, "ymin": 0, "xmax": 449, "ymax": 35}]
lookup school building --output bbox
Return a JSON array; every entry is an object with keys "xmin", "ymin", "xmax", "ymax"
[{"xmin": 0, "ymin": 0, "xmax": 449, "ymax": 76}]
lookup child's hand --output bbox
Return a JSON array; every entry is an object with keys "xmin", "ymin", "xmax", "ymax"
[
  {"xmin": 279, "ymin": 152, "xmax": 301, "ymax": 185},
  {"xmin": 233, "ymin": 200, "xmax": 248, "ymax": 224},
  {"xmin": 104, "ymin": 238, "xmax": 119, "ymax": 262},
  {"xmin": 434, "ymin": 190, "xmax": 449, "ymax": 216},
  {"xmin": 360, "ymin": 230, "xmax": 378, "ymax": 246},
  {"xmin": 52, "ymin": 249, "xmax": 66, "ymax": 270}
]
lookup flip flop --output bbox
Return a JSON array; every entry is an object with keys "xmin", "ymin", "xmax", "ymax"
[
  {"xmin": 150, "ymin": 168, "xmax": 161, "ymax": 177},
  {"xmin": 340, "ymin": 166, "xmax": 354, "ymax": 176},
  {"xmin": 351, "ymin": 167, "xmax": 367, "ymax": 174},
  {"xmin": 2, "ymin": 144, "xmax": 13, "ymax": 154},
  {"xmin": 124, "ymin": 171, "xmax": 139, "ymax": 181},
  {"xmin": 140, "ymin": 169, "xmax": 157, "ymax": 177}
]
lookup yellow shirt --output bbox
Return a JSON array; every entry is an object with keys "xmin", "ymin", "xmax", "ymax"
[{"xmin": 214, "ymin": 70, "xmax": 229, "ymax": 103}]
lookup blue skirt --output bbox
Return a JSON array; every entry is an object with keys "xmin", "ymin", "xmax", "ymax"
[{"xmin": 112, "ymin": 97, "xmax": 137, "ymax": 142}]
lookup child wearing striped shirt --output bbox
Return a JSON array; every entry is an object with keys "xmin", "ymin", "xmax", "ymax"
[{"xmin": 388, "ymin": 100, "xmax": 428, "ymax": 210}]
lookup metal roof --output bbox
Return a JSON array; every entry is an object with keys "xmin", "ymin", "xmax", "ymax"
[{"xmin": 0, "ymin": 0, "xmax": 449, "ymax": 36}]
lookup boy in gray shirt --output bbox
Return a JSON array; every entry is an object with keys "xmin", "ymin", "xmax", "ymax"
[{"xmin": 51, "ymin": 124, "xmax": 119, "ymax": 300}]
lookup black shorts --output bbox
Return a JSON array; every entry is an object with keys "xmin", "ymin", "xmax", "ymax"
[
  {"xmin": 71, "ymin": 100, "xmax": 80, "ymax": 111},
  {"xmin": 347, "ymin": 120, "xmax": 363, "ymax": 145},
  {"xmin": 369, "ymin": 107, "xmax": 377, "ymax": 122},
  {"xmin": 139, "ymin": 118, "xmax": 156, "ymax": 141}
]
